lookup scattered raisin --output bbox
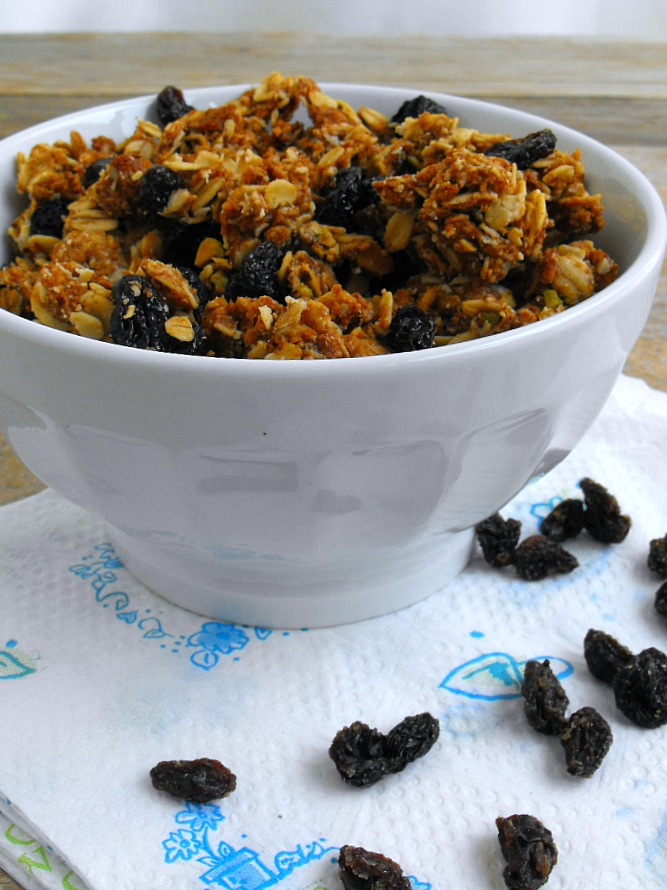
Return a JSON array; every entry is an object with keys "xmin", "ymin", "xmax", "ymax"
[
  {"xmin": 384, "ymin": 712, "xmax": 440, "ymax": 765},
  {"xmin": 484, "ymin": 129, "xmax": 557, "ymax": 170},
  {"xmin": 579, "ymin": 477, "xmax": 631, "ymax": 544},
  {"xmin": 328, "ymin": 721, "xmax": 396, "ymax": 788},
  {"xmin": 83, "ymin": 157, "xmax": 112, "ymax": 189},
  {"xmin": 329, "ymin": 713, "xmax": 439, "ymax": 787},
  {"xmin": 521, "ymin": 660, "xmax": 569, "ymax": 736},
  {"xmin": 385, "ymin": 305, "xmax": 436, "ymax": 352},
  {"xmin": 109, "ymin": 274, "xmax": 169, "ymax": 350},
  {"xmin": 655, "ymin": 582, "xmax": 667, "ymax": 617},
  {"xmin": 612, "ymin": 646, "xmax": 667, "ymax": 728},
  {"xmin": 513, "ymin": 535, "xmax": 578, "ymax": 581},
  {"xmin": 648, "ymin": 534, "xmax": 667, "ymax": 578},
  {"xmin": 496, "ymin": 814, "xmax": 558, "ymax": 890},
  {"xmin": 338, "ymin": 845, "xmax": 411, "ymax": 890},
  {"xmin": 150, "ymin": 757, "xmax": 236, "ymax": 802},
  {"xmin": 539, "ymin": 498, "xmax": 585, "ymax": 541},
  {"xmin": 583, "ymin": 628, "xmax": 633, "ymax": 684},
  {"xmin": 316, "ymin": 165, "xmax": 378, "ymax": 227},
  {"xmin": 476, "ymin": 513, "xmax": 521, "ymax": 568},
  {"xmin": 225, "ymin": 240, "xmax": 285, "ymax": 302},
  {"xmin": 560, "ymin": 706, "xmax": 613, "ymax": 777},
  {"xmin": 30, "ymin": 197, "xmax": 70, "ymax": 238},
  {"xmin": 156, "ymin": 85, "xmax": 194, "ymax": 125},
  {"xmin": 138, "ymin": 164, "xmax": 185, "ymax": 214},
  {"xmin": 391, "ymin": 95, "xmax": 448, "ymax": 123}
]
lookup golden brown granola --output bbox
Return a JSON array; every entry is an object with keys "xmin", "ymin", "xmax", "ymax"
[{"xmin": 0, "ymin": 73, "xmax": 619, "ymax": 359}]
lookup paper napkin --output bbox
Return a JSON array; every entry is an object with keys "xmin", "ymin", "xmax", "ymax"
[{"xmin": 1, "ymin": 373, "xmax": 667, "ymax": 890}]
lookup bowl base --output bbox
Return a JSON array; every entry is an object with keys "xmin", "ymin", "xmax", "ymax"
[{"xmin": 107, "ymin": 527, "xmax": 476, "ymax": 629}]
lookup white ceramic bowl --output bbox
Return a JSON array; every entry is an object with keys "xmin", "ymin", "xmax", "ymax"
[{"xmin": 0, "ymin": 84, "xmax": 665, "ymax": 628}]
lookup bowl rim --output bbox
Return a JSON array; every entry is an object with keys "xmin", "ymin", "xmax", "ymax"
[{"xmin": 0, "ymin": 81, "xmax": 665, "ymax": 378}]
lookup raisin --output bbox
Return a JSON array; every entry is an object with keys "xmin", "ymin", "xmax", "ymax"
[
  {"xmin": 484, "ymin": 129, "xmax": 557, "ymax": 170},
  {"xmin": 329, "ymin": 721, "xmax": 397, "ymax": 787},
  {"xmin": 338, "ymin": 845, "xmax": 412, "ymax": 890},
  {"xmin": 175, "ymin": 265, "xmax": 213, "ymax": 313},
  {"xmin": 150, "ymin": 757, "xmax": 236, "ymax": 802},
  {"xmin": 384, "ymin": 712, "xmax": 440, "ymax": 766},
  {"xmin": 165, "ymin": 317, "xmax": 207, "ymax": 356},
  {"xmin": 225, "ymin": 240, "xmax": 285, "ymax": 302},
  {"xmin": 384, "ymin": 305, "xmax": 435, "ymax": 352},
  {"xmin": 539, "ymin": 498, "xmax": 585, "ymax": 541},
  {"xmin": 521, "ymin": 660, "xmax": 569, "ymax": 736},
  {"xmin": 369, "ymin": 249, "xmax": 420, "ymax": 294},
  {"xmin": 83, "ymin": 157, "xmax": 112, "ymax": 189},
  {"xmin": 655, "ymin": 582, "xmax": 667, "ymax": 617},
  {"xmin": 162, "ymin": 220, "xmax": 220, "ymax": 268},
  {"xmin": 583, "ymin": 628, "xmax": 633, "ymax": 684},
  {"xmin": 513, "ymin": 534, "xmax": 578, "ymax": 581},
  {"xmin": 579, "ymin": 477, "xmax": 631, "ymax": 544},
  {"xmin": 648, "ymin": 534, "xmax": 667, "ymax": 578},
  {"xmin": 391, "ymin": 95, "xmax": 449, "ymax": 123},
  {"xmin": 476, "ymin": 513, "xmax": 522, "ymax": 568},
  {"xmin": 138, "ymin": 164, "xmax": 185, "ymax": 215},
  {"xmin": 496, "ymin": 814, "xmax": 557, "ymax": 890},
  {"xmin": 316, "ymin": 166, "xmax": 378, "ymax": 227},
  {"xmin": 560, "ymin": 706, "xmax": 612, "ymax": 778},
  {"xmin": 501, "ymin": 265, "xmax": 534, "ymax": 306},
  {"xmin": 30, "ymin": 197, "xmax": 70, "ymax": 238},
  {"xmin": 109, "ymin": 274, "xmax": 169, "ymax": 350},
  {"xmin": 156, "ymin": 85, "xmax": 194, "ymax": 125},
  {"xmin": 329, "ymin": 713, "xmax": 439, "ymax": 787},
  {"xmin": 612, "ymin": 646, "xmax": 667, "ymax": 728}
]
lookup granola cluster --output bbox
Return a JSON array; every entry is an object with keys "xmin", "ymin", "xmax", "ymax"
[{"xmin": 0, "ymin": 73, "xmax": 619, "ymax": 359}]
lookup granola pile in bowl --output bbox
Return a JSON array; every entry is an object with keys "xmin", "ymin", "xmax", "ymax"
[
  {"xmin": 0, "ymin": 75, "xmax": 663, "ymax": 627},
  {"xmin": 0, "ymin": 73, "xmax": 625, "ymax": 357}
]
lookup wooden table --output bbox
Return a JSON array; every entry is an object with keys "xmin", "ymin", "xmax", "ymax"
[{"xmin": 0, "ymin": 33, "xmax": 665, "ymax": 888}]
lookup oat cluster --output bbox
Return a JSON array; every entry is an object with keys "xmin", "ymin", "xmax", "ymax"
[{"xmin": 0, "ymin": 72, "xmax": 619, "ymax": 359}]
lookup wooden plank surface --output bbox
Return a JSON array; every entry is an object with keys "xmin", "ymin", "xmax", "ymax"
[
  {"xmin": 1, "ymin": 33, "xmax": 666, "ymax": 98},
  {"xmin": 1, "ymin": 34, "xmax": 667, "ymax": 145},
  {"xmin": 0, "ymin": 32, "xmax": 666, "ymax": 890}
]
